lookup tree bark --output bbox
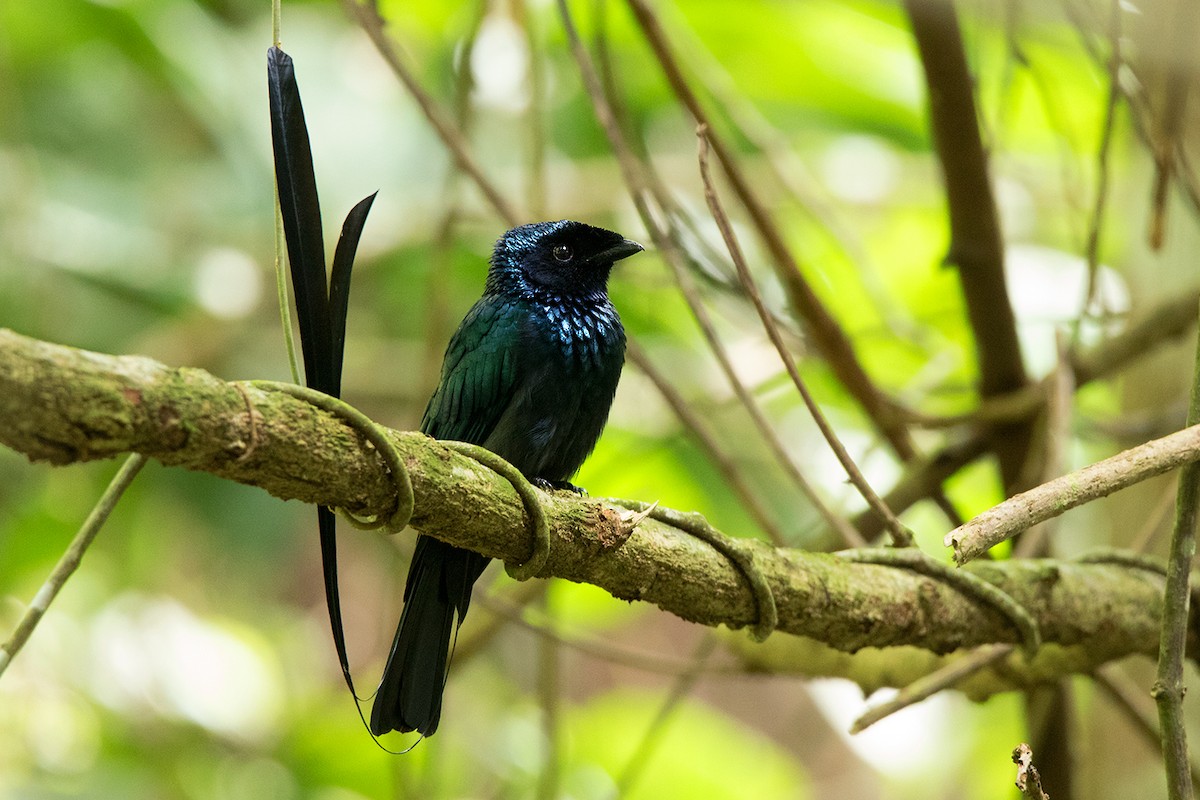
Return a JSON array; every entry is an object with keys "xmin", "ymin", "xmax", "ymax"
[{"xmin": 0, "ymin": 328, "xmax": 1193, "ymax": 683}]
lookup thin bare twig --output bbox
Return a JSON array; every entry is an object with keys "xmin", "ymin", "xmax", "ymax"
[
  {"xmin": 697, "ymin": 128, "xmax": 912, "ymax": 548},
  {"xmin": 857, "ymin": 287, "xmax": 1200, "ymax": 542},
  {"xmin": 898, "ymin": 388, "xmax": 1048, "ymax": 431},
  {"xmin": 1014, "ymin": 332, "xmax": 1076, "ymax": 559},
  {"xmin": 851, "ymin": 437, "xmax": 988, "ymax": 544},
  {"xmin": 535, "ymin": 590, "xmax": 562, "ymax": 800},
  {"xmin": 1081, "ymin": 0, "xmax": 1121, "ymax": 314},
  {"xmin": 0, "ymin": 454, "xmax": 148, "ymax": 677},
  {"xmin": 1060, "ymin": 0, "xmax": 1200, "ymax": 229},
  {"xmin": 419, "ymin": 0, "xmax": 489, "ymax": 406},
  {"xmin": 1129, "ymin": 480, "xmax": 1179, "ymax": 554},
  {"xmin": 1147, "ymin": 0, "xmax": 1194, "ymax": 250},
  {"xmin": 1013, "ymin": 743, "xmax": 1052, "ymax": 800},
  {"xmin": 903, "ymin": 0, "xmax": 1031, "ymax": 493},
  {"xmin": 947, "ymin": 422, "xmax": 1200, "ymax": 564},
  {"xmin": 1094, "ymin": 665, "xmax": 1200, "ymax": 790},
  {"xmin": 556, "ymin": 0, "xmax": 854, "ymax": 546},
  {"xmin": 1154, "ymin": 310, "xmax": 1200, "ymax": 800},
  {"xmin": 592, "ymin": 12, "xmax": 809, "ymax": 346},
  {"xmin": 622, "ymin": 0, "xmax": 924, "ymax": 470},
  {"xmin": 615, "ymin": 635, "xmax": 717, "ymax": 798},
  {"xmin": 901, "ymin": 286, "xmax": 1199, "ymax": 434},
  {"xmin": 626, "ymin": 340, "xmax": 791, "ymax": 545},
  {"xmin": 272, "ymin": 188, "xmax": 301, "ymax": 386},
  {"xmin": 476, "ymin": 591, "xmax": 742, "ymax": 676},
  {"xmin": 1000, "ymin": 5, "xmax": 1089, "ymax": 239},
  {"xmin": 1073, "ymin": 290, "xmax": 1200, "ymax": 384},
  {"xmin": 660, "ymin": 252, "xmax": 860, "ymax": 547},
  {"xmin": 555, "ymin": 0, "xmax": 652, "ymax": 202},
  {"xmin": 343, "ymin": 0, "xmax": 520, "ymax": 226},
  {"xmin": 517, "ymin": 0, "xmax": 548, "ymax": 219},
  {"xmin": 652, "ymin": 0, "xmax": 919, "ymax": 343},
  {"xmin": 851, "ymin": 644, "xmax": 1015, "ymax": 733},
  {"xmin": 270, "ymin": 0, "xmax": 298, "ymax": 384}
]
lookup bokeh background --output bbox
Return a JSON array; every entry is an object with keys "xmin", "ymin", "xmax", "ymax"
[{"xmin": 2, "ymin": 0, "xmax": 1200, "ymax": 797}]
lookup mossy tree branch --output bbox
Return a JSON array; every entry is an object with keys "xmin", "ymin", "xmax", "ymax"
[{"xmin": 0, "ymin": 328, "xmax": 1195, "ymax": 683}]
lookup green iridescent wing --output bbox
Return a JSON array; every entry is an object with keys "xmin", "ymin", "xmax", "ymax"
[{"xmin": 420, "ymin": 297, "xmax": 523, "ymax": 445}]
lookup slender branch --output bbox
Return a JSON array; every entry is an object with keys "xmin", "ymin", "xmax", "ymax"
[
  {"xmin": 1013, "ymin": 332, "xmax": 1075, "ymax": 559},
  {"xmin": 1060, "ymin": 0, "xmax": 1200, "ymax": 226},
  {"xmin": 626, "ymin": 341, "xmax": 791, "ymax": 546},
  {"xmin": 622, "ymin": 0, "xmax": 923, "ymax": 468},
  {"xmin": 1072, "ymin": 289, "xmax": 1200, "ymax": 384},
  {"xmin": 591, "ymin": 7, "xmax": 804, "ymax": 346},
  {"xmin": 267, "ymin": 11, "xmax": 297, "ymax": 389},
  {"xmin": 947, "ymin": 422, "xmax": 1200, "ymax": 564},
  {"xmin": 0, "ymin": 453, "xmax": 147, "ymax": 676},
  {"xmin": 1146, "ymin": 0, "xmax": 1194, "ymax": 250},
  {"xmin": 897, "ymin": 287, "xmax": 1200, "ymax": 435},
  {"xmin": 903, "ymin": 0, "xmax": 1031, "ymax": 492},
  {"xmin": 852, "ymin": 287, "xmax": 1200, "ymax": 541},
  {"xmin": 615, "ymin": 635, "xmax": 716, "ymax": 798},
  {"xmin": 1155, "ymin": 311, "xmax": 1200, "ymax": 800},
  {"xmin": 535, "ymin": 591, "xmax": 562, "ymax": 800},
  {"xmin": 1094, "ymin": 665, "xmax": 1200, "ymax": 790},
  {"xmin": 557, "ymin": 0, "xmax": 854, "ymax": 547},
  {"xmin": 0, "ymin": 328, "xmax": 1187, "ymax": 666},
  {"xmin": 695, "ymin": 128, "xmax": 906, "ymax": 547},
  {"xmin": 272, "ymin": 190, "xmax": 302, "ymax": 386},
  {"xmin": 1013, "ymin": 744, "xmax": 1052, "ymax": 800},
  {"xmin": 653, "ymin": 0, "xmax": 895, "ymax": 326},
  {"xmin": 850, "ymin": 436, "xmax": 988, "ymax": 544},
  {"xmin": 342, "ymin": 0, "xmax": 520, "ymax": 226},
  {"xmin": 1081, "ymin": 0, "xmax": 1121, "ymax": 313},
  {"xmin": 663, "ymin": 251, "xmax": 855, "ymax": 547},
  {"xmin": 851, "ymin": 644, "xmax": 1014, "ymax": 734},
  {"xmin": 477, "ymin": 590, "xmax": 739, "ymax": 675}
]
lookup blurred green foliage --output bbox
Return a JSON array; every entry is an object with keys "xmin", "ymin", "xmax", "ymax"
[{"xmin": 2, "ymin": 0, "xmax": 1198, "ymax": 798}]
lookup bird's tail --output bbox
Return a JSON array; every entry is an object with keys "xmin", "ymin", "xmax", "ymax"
[{"xmin": 370, "ymin": 535, "xmax": 489, "ymax": 737}]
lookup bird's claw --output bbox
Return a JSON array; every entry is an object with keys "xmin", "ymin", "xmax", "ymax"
[{"xmin": 532, "ymin": 478, "xmax": 587, "ymax": 496}]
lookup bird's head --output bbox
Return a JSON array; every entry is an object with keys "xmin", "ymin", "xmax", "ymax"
[{"xmin": 488, "ymin": 220, "xmax": 644, "ymax": 299}]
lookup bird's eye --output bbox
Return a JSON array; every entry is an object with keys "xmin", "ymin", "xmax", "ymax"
[{"xmin": 552, "ymin": 244, "xmax": 573, "ymax": 262}]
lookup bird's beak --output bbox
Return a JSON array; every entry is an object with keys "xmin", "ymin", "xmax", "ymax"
[{"xmin": 592, "ymin": 238, "xmax": 645, "ymax": 265}]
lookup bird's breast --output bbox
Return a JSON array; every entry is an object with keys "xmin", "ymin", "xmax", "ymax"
[
  {"xmin": 534, "ymin": 297, "xmax": 624, "ymax": 371},
  {"xmin": 482, "ymin": 296, "xmax": 624, "ymax": 480}
]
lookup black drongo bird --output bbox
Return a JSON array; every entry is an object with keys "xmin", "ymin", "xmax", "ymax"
[{"xmin": 369, "ymin": 220, "xmax": 644, "ymax": 738}]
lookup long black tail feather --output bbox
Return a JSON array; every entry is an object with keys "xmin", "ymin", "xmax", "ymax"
[
  {"xmin": 330, "ymin": 192, "xmax": 377, "ymax": 387},
  {"xmin": 370, "ymin": 536, "xmax": 489, "ymax": 736},
  {"xmin": 268, "ymin": 45, "xmax": 375, "ymax": 705},
  {"xmin": 267, "ymin": 46, "xmax": 331, "ymax": 391}
]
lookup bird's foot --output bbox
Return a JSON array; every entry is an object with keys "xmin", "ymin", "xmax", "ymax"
[{"xmin": 533, "ymin": 478, "xmax": 587, "ymax": 496}]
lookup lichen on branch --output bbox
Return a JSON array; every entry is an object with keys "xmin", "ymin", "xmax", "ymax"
[{"xmin": 0, "ymin": 328, "xmax": 1192, "ymax": 684}]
